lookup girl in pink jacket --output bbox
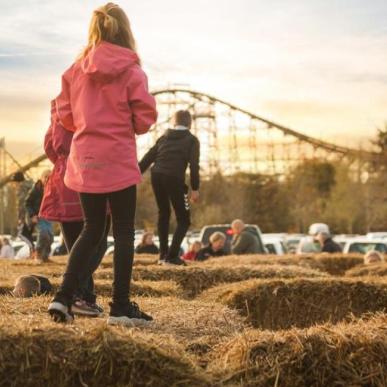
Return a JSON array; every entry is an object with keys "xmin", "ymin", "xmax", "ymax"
[
  {"xmin": 40, "ymin": 101, "xmax": 110, "ymax": 317},
  {"xmin": 48, "ymin": 3, "xmax": 157, "ymax": 326}
]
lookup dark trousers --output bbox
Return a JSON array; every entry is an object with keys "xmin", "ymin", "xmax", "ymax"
[
  {"xmin": 151, "ymin": 173, "xmax": 191, "ymax": 260},
  {"xmin": 60, "ymin": 216, "xmax": 110, "ymax": 303},
  {"xmin": 55, "ymin": 186, "xmax": 136, "ymax": 308}
]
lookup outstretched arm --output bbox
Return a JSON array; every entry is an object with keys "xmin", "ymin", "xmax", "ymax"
[{"xmin": 139, "ymin": 142, "xmax": 158, "ymax": 174}]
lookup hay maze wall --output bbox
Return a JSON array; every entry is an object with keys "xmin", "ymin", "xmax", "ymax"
[{"xmin": 0, "ymin": 253, "xmax": 386, "ymax": 386}]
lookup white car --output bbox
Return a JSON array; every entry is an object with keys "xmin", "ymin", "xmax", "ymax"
[
  {"xmin": 342, "ymin": 238, "xmax": 387, "ymax": 254},
  {"xmin": 366, "ymin": 232, "xmax": 387, "ymax": 240},
  {"xmin": 284, "ymin": 234, "xmax": 305, "ymax": 254},
  {"xmin": 296, "ymin": 236, "xmax": 321, "ymax": 254},
  {"xmin": 262, "ymin": 235, "xmax": 287, "ymax": 255},
  {"xmin": 11, "ymin": 239, "xmax": 30, "ymax": 260}
]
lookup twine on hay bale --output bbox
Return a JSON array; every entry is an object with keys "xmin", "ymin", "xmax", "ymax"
[
  {"xmin": 129, "ymin": 265, "xmax": 327, "ymax": 298},
  {"xmin": 209, "ymin": 314, "xmax": 387, "ymax": 387},
  {"xmin": 202, "ymin": 278, "xmax": 387, "ymax": 330},
  {"xmin": 0, "ymin": 325, "xmax": 210, "ymax": 387}
]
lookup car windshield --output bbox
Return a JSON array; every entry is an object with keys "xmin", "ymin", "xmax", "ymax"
[
  {"xmin": 348, "ymin": 242, "xmax": 387, "ymax": 254},
  {"xmin": 265, "ymin": 243, "xmax": 276, "ymax": 254}
]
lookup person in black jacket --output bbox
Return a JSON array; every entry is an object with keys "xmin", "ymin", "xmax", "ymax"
[
  {"xmin": 316, "ymin": 232, "xmax": 342, "ymax": 253},
  {"xmin": 196, "ymin": 232, "xmax": 227, "ymax": 261},
  {"xmin": 139, "ymin": 110, "xmax": 200, "ymax": 265}
]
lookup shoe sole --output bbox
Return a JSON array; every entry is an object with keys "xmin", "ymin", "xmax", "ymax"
[
  {"xmin": 48, "ymin": 302, "xmax": 74, "ymax": 323},
  {"xmin": 107, "ymin": 316, "xmax": 152, "ymax": 327},
  {"xmin": 71, "ymin": 306, "xmax": 102, "ymax": 318}
]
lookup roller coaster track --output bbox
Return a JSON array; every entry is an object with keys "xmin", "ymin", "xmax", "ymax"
[
  {"xmin": 153, "ymin": 88, "xmax": 382, "ymax": 161},
  {"xmin": 0, "ymin": 88, "xmax": 383, "ymax": 188}
]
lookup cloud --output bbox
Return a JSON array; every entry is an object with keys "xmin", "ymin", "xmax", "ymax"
[{"xmin": 0, "ymin": 0, "xmax": 386, "ymax": 145}]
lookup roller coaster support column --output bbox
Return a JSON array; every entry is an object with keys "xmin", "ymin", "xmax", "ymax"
[{"xmin": 0, "ymin": 138, "xmax": 5, "ymax": 234}]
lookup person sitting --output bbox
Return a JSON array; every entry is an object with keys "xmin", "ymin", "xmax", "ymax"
[
  {"xmin": 230, "ymin": 219, "xmax": 261, "ymax": 255},
  {"xmin": 364, "ymin": 250, "xmax": 385, "ymax": 265},
  {"xmin": 135, "ymin": 232, "xmax": 160, "ymax": 255},
  {"xmin": 197, "ymin": 232, "xmax": 227, "ymax": 261},
  {"xmin": 12, "ymin": 275, "xmax": 52, "ymax": 297},
  {"xmin": 316, "ymin": 231, "xmax": 342, "ymax": 253},
  {"xmin": 0, "ymin": 238, "xmax": 15, "ymax": 258},
  {"xmin": 182, "ymin": 241, "xmax": 202, "ymax": 261}
]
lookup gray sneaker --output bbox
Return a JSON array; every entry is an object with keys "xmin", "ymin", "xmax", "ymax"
[{"xmin": 107, "ymin": 301, "xmax": 153, "ymax": 327}]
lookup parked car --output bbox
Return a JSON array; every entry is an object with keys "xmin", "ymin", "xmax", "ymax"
[
  {"xmin": 262, "ymin": 235, "xmax": 287, "ymax": 255},
  {"xmin": 366, "ymin": 232, "xmax": 387, "ymax": 240},
  {"xmin": 284, "ymin": 234, "xmax": 304, "ymax": 254},
  {"xmin": 199, "ymin": 224, "xmax": 266, "ymax": 254},
  {"xmin": 342, "ymin": 238, "xmax": 387, "ymax": 254},
  {"xmin": 11, "ymin": 239, "xmax": 30, "ymax": 260},
  {"xmin": 333, "ymin": 234, "xmax": 359, "ymax": 250}
]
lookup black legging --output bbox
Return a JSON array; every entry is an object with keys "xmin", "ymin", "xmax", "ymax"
[
  {"xmin": 55, "ymin": 185, "xmax": 136, "ymax": 309},
  {"xmin": 60, "ymin": 216, "xmax": 110, "ymax": 303},
  {"xmin": 151, "ymin": 172, "xmax": 191, "ymax": 260}
]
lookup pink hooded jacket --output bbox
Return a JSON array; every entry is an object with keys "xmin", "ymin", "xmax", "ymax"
[
  {"xmin": 39, "ymin": 101, "xmax": 83, "ymax": 222},
  {"xmin": 55, "ymin": 41, "xmax": 158, "ymax": 193}
]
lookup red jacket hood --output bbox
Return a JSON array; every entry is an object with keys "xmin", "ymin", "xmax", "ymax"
[{"xmin": 80, "ymin": 41, "xmax": 139, "ymax": 82}]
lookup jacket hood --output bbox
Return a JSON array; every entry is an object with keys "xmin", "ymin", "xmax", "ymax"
[{"xmin": 81, "ymin": 41, "xmax": 139, "ymax": 82}]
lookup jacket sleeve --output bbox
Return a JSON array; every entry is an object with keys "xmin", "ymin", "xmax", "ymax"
[
  {"xmin": 189, "ymin": 137, "xmax": 200, "ymax": 190},
  {"xmin": 138, "ymin": 139, "xmax": 160, "ymax": 173},
  {"xmin": 231, "ymin": 232, "xmax": 250, "ymax": 255},
  {"xmin": 25, "ymin": 186, "xmax": 38, "ymax": 217},
  {"xmin": 44, "ymin": 102, "xmax": 59, "ymax": 164},
  {"xmin": 127, "ymin": 66, "xmax": 158, "ymax": 135},
  {"xmin": 55, "ymin": 66, "xmax": 76, "ymax": 132}
]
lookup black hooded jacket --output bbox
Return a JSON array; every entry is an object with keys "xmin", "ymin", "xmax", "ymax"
[{"xmin": 139, "ymin": 129, "xmax": 200, "ymax": 190}]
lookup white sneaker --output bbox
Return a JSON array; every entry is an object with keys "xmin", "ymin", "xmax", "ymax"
[{"xmin": 48, "ymin": 301, "xmax": 74, "ymax": 323}]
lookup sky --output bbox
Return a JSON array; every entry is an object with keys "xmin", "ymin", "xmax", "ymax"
[{"xmin": 0, "ymin": 0, "xmax": 387, "ymax": 160}]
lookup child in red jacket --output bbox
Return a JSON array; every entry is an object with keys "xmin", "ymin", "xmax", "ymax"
[
  {"xmin": 40, "ymin": 101, "xmax": 110, "ymax": 317},
  {"xmin": 48, "ymin": 3, "xmax": 157, "ymax": 327}
]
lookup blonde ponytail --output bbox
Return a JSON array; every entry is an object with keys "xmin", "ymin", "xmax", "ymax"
[{"xmin": 78, "ymin": 3, "xmax": 138, "ymax": 61}]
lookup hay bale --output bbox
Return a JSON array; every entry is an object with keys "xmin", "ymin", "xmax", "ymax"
[
  {"xmin": 202, "ymin": 254, "xmax": 364, "ymax": 275},
  {"xmin": 0, "ymin": 294, "xmax": 245, "ymax": 356},
  {"xmin": 314, "ymin": 254, "xmax": 364, "ymax": 275},
  {"xmin": 345, "ymin": 263, "xmax": 387, "ymax": 278},
  {"xmin": 100, "ymin": 255, "xmax": 159, "ymax": 269},
  {"xmin": 210, "ymin": 314, "xmax": 387, "ymax": 386},
  {"xmin": 0, "ymin": 279, "xmax": 180, "ymax": 299},
  {"xmin": 204, "ymin": 278, "xmax": 387, "ymax": 329},
  {"xmin": 129, "ymin": 265, "xmax": 327, "ymax": 298},
  {"xmin": 95, "ymin": 280, "xmax": 181, "ymax": 298},
  {"xmin": 142, "ymin": 297, "xmax": 246, "ymax": 345},
  {"xmin": 0, "ymin": 324, "xmax": 209, "ymax": 386}
]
